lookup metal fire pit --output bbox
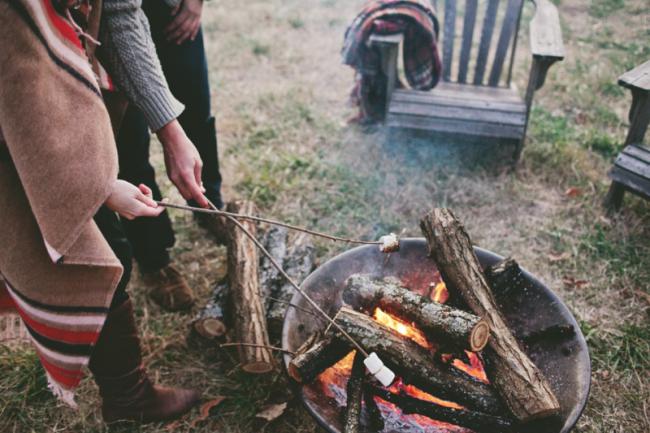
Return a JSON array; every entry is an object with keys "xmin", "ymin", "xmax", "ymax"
[{"xmin": 282, "ymin": 238, "xmax": 591, "ymax": 433}]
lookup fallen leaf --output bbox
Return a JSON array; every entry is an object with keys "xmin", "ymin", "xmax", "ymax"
[
  {"xmin": 189, "ymin": 397, "xmax": 226, "ymax": 428},
  {"xmin": 255, "ymin": 402, "xmax": 288, "ymax": 422},
  {"xmin": 565, "ymin": 187, "xmax": 583, "ymax": 198},
  {"xmin": 548, "ymin": 252, "xmax": 571, "ymax": 262},
  {"xmin": 562, "ymin": 276, "xmax": 590, "ymax": 289},
  {"xmin": 634, "ymin": 290, "xmax": 650, "ymax": 305}
]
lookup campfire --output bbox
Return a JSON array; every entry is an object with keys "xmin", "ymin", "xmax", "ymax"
[
  {"xmin": 316, "ymin": 296, "xmax": 488, "ymax": 433},
  {"xmin": 283, "ymin": 209, "xmax": 591, "ymax": 433}
]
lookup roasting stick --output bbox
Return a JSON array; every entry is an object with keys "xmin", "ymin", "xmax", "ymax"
[
  {"xmin": 163, "ymin": 198, "xmax": 396, "ymax": 386},
  {"xmin": 156, "ymin": 200, "xmax": 400, "ymax": 250}
]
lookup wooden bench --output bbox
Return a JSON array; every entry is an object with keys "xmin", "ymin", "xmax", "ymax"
[
  {"xmin": 604, "ymin": 60, "xmax": 650, "ymax": 211},
  {"xmin": 370, "ymin": 0, "xmax": 564, "ymax": 161}
]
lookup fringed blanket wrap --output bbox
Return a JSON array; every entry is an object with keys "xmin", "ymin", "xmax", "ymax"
[
  {"xmin": 342, "ymin": 0, "xmax": 441, "ymax": 121},
  {"xmin": 0, "ymin": 0, "xmax": 122, "ymax": 406}
]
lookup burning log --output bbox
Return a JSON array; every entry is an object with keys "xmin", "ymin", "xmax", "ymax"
[
  {"xmin": 342, "ymin": 351, "xmax": 365, "ymax": 433},
  {"xmin": 334, "ymin": 307, "xmax": 505, "ymax": 415},
  {"xmin": 363, "ymin": 381, "xmax": 385, "ymax": 431},
  {"xmin": 288, "ymin": 333, "xmax": 352, "ymax": 384},
  {"xmin": 192, "ymin": 281, "xmax": 228, "ymax": 339},
  {"xmin": 367, "ymin": 385, "xmax": 516, "ymax": 433},
  {"xmin": 343, "ymin": 274, "xmax": 490, "ymax": 351},
  {"xmin": 486, "ymin": 258, "xmax": 575, "ymax": 346},
  {"xmin": 226, "ymin": 200, "xmax": 274, "ymax": 374},
  {"xmin": 420, "ymin": 209, "xmax": 561, "ymax": 421}
]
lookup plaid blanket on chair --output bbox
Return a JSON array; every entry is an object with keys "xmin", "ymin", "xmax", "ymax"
[{"xmin": 342, "ymin": 0, "xmax": 441, "ymax": 121}]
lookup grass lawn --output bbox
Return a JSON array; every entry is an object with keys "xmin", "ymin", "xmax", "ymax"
[{"xmin": 1, "ymin": 0, "xmax": 649, "ymax": 432}]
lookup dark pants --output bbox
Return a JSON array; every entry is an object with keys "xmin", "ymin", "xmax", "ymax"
[
  {"xmin": 116, "ymin": 1, "xmax": 222, "ymax": 273},
  {"xmin": 94, "ymin": 206, "xmax": 132, "ymax": 309}
]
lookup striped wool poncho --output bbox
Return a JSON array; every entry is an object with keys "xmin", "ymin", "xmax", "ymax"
[{"xmin": 0, "ymin": 0, "xmax": 122, "ymax": 406}]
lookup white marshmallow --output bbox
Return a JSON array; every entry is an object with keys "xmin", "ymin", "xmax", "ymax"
[
  {"xmin": 379, "ymin": 233, "xmax": 400, "ymax": 253},
  {"xmin": 364, "ymin": 352, "xmax": 396, "ymax": 387}
]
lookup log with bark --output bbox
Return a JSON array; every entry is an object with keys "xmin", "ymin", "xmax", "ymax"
[
  {"xmin": 367, "ymin": 385, "xmax": 516, "ymax": 433},
  {"xmin": 259, "ymin": 226, "xmax": 289, "ymax": 312},
  {"xmin": 226, "ymin": 200, "xmax": 274, "ymax": 374},
  {"xmin": 343, "ymin": 274, "xmax": 490, "ymax": 351},
  {"xmin": 266, "ymin": 232, "xmax": 315, "ymax": 335},
  {"xmin": 342, "ymin": 351, "xmax": 365, "ymax": 433},
  {"xmin": 486, "ymin": 258, "xmax": 575, "ymax": 346},
  {"xmin": 288, "ymin": 332, "xmax": 353, "ymax": 384},
  {"xmin": 192, "ymin": 281, "xmax": 228, "ymax": 339},
  {"xmin": 420, "ymin": 209, "xmax": 560, "ymax": 421},
  {"xmin": 333, "ymin": 307, "xmax": 505, "ymax": 415}
]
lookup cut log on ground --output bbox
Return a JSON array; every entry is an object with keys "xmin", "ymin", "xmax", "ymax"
[
  {"xmin": 192, "ymin": 281, "xmax": 228, "ymax": 339},
  {"xmin": 288, "ymin": 332, "xmax": 352, "ymax": 383},
  {"xmin": 343, "ymin": 274, "xmax": 490, "ymax": 351},
  {"xmin": 266, "ymin": 232, "xmax": 315, "ymax": 335},
  {"xmin": 342, "ymin": 351, "xmax": 364, "ymax": 433},
  {"xmin": 259, "ymin": 226, "xmax": 289, "ymax": 312},
  {"xmin": 333, "ymin": 307, "xmax": 505, "ymax": 415},
  {"xmin": 420, "ymin": 209, "xmax": 560, "ymax": 421},
  {"xmin": 367, "ymin": 385, "xmax": 516, "ymax": 433},
  {"xmin": 226, "ymin": 200, "xmax": 274, "ymax": 374}
]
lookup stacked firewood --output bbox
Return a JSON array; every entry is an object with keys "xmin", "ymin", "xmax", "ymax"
[
  {"xmin": 288, "ymin": 209, "xmax": 562, "ymax": 432},
  {"xmin": 192, "ymin": 200, "xmax": 315, "ymax": 372}
]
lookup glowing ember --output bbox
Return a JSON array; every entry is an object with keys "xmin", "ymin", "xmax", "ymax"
[
  {"xmin": 431, "ymin": 281, "xmax": 449, "ymax": 304},
  {"xmin": 389, "ymin": 379, "xmax": 464, "ymax": 410},
  {"xmin": 373, "ymin": 308, "xmax": 431, "ymax": 349},
  {"xmin": 452, "ymin": 352, "xmax": 489, "ymax": 384}
]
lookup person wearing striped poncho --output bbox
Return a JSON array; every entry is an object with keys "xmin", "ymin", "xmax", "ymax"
[{"xmin": 0, "ymin": 0, "xmax": 203, "ymax": 424}]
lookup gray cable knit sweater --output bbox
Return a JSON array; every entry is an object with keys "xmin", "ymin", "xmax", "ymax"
[{"xmin": 100, "ymin": 0, "xmax": 183, "ymax": 131}]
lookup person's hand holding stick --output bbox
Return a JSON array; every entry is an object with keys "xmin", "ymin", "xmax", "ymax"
[
  {"xmin": 156, "ymin": 119, "xmax": 209, "ymax": 208},
  {"xmin": 106, "ymin": 181, "xmax": 164, "ymax": 220}
]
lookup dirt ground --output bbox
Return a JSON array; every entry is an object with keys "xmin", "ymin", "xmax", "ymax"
[{"xmin": 1, "ymin": 0, "xmax": 649, "ymax": 432}]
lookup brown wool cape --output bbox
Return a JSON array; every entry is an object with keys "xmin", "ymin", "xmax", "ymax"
[{"xmin": 0, "ymin": 0, "xmax": 122, "ymax": 405}]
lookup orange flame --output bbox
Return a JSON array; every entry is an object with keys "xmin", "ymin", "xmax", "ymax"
[
  {"xmin": 373, "ymin": 308, "xmax": 431, "ymax": 349},
  {"xmin": 452, "ymin": 351, "xmax": 489, "ymax": 384},
  {"xmin": 431, "ymin": 281, "xmax": 449, "ymax": 304}
]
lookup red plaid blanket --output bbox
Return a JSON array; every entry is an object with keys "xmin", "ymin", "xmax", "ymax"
[{"xmin": 342, "ymin": 0, "xmax": 441, "ymax": 121}]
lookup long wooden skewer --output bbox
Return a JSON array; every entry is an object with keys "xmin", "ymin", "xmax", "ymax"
[{"xmin": 156, "ymin": 200, "xmax": 381, "ymax": 246}]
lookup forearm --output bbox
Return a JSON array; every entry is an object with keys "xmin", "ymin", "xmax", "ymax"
[{"xmin": 99, "ymin": 0, "xmax": 184, "ymax": 131}]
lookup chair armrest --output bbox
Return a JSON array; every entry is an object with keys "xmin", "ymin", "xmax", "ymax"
[
  {"xmin": 529, "ymin": 0, "xmax": 565, "ymax": 60},
  {"xmin": 618, "ymin": 61, "xmax": 650, "ymax": 145},
  {"xmin": 618, "ymin": 60, "xmax": 650, "ymax": 92}
]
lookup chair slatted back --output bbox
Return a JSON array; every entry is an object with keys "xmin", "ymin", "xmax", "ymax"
[{"xmin": 435, "ymin": 0, "xmax": 525, "ymax": 87}]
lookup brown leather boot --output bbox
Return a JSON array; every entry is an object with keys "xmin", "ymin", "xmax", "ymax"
[
  {"xmin": 89, "ymin": 299, "xmax": 200, "ymax": 424},
  {"xmin": 143, "ymin": 265, "xmax": 195, "ymax": 311}
]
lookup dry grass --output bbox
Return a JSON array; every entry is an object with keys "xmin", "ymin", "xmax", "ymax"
[{"xmin": 1, "ymin": 0, "xmax": 649, "ymax": 431}]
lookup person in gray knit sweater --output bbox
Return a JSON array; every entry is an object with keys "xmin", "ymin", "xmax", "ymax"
[
  {"xmin": 99, "ymin": 0, "xmax": 223, "ymax": 312},
  {"xmin": 100, "ymin": 0, "xmax": 208, "ymax": 208}
]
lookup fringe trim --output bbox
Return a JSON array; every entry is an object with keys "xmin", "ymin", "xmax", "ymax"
[{"xmin": 45, "ymin": 372, "xmax": 78, "ymax": 408}]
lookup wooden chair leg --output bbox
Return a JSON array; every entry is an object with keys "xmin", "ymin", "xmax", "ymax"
[
  {"xmin": 511, "ymin": 136, "xmax": 525, "ymax": 166},
  {"xmin": 604, "ymin": 181, "xmax": 625, "ymax": 212}
]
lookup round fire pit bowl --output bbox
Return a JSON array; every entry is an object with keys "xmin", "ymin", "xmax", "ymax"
[{"xmin": 282, "ymin": 238, "xmax": 590, "ymax": 433}]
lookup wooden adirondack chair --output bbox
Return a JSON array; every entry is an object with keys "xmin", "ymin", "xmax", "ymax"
[
  {"xmin": 604, "ymin": 60, "xmax": 650, "ymax": 211},
  {"xmin": 370, "ymin": 0, "xmax": 564, "ymax": 161}
]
